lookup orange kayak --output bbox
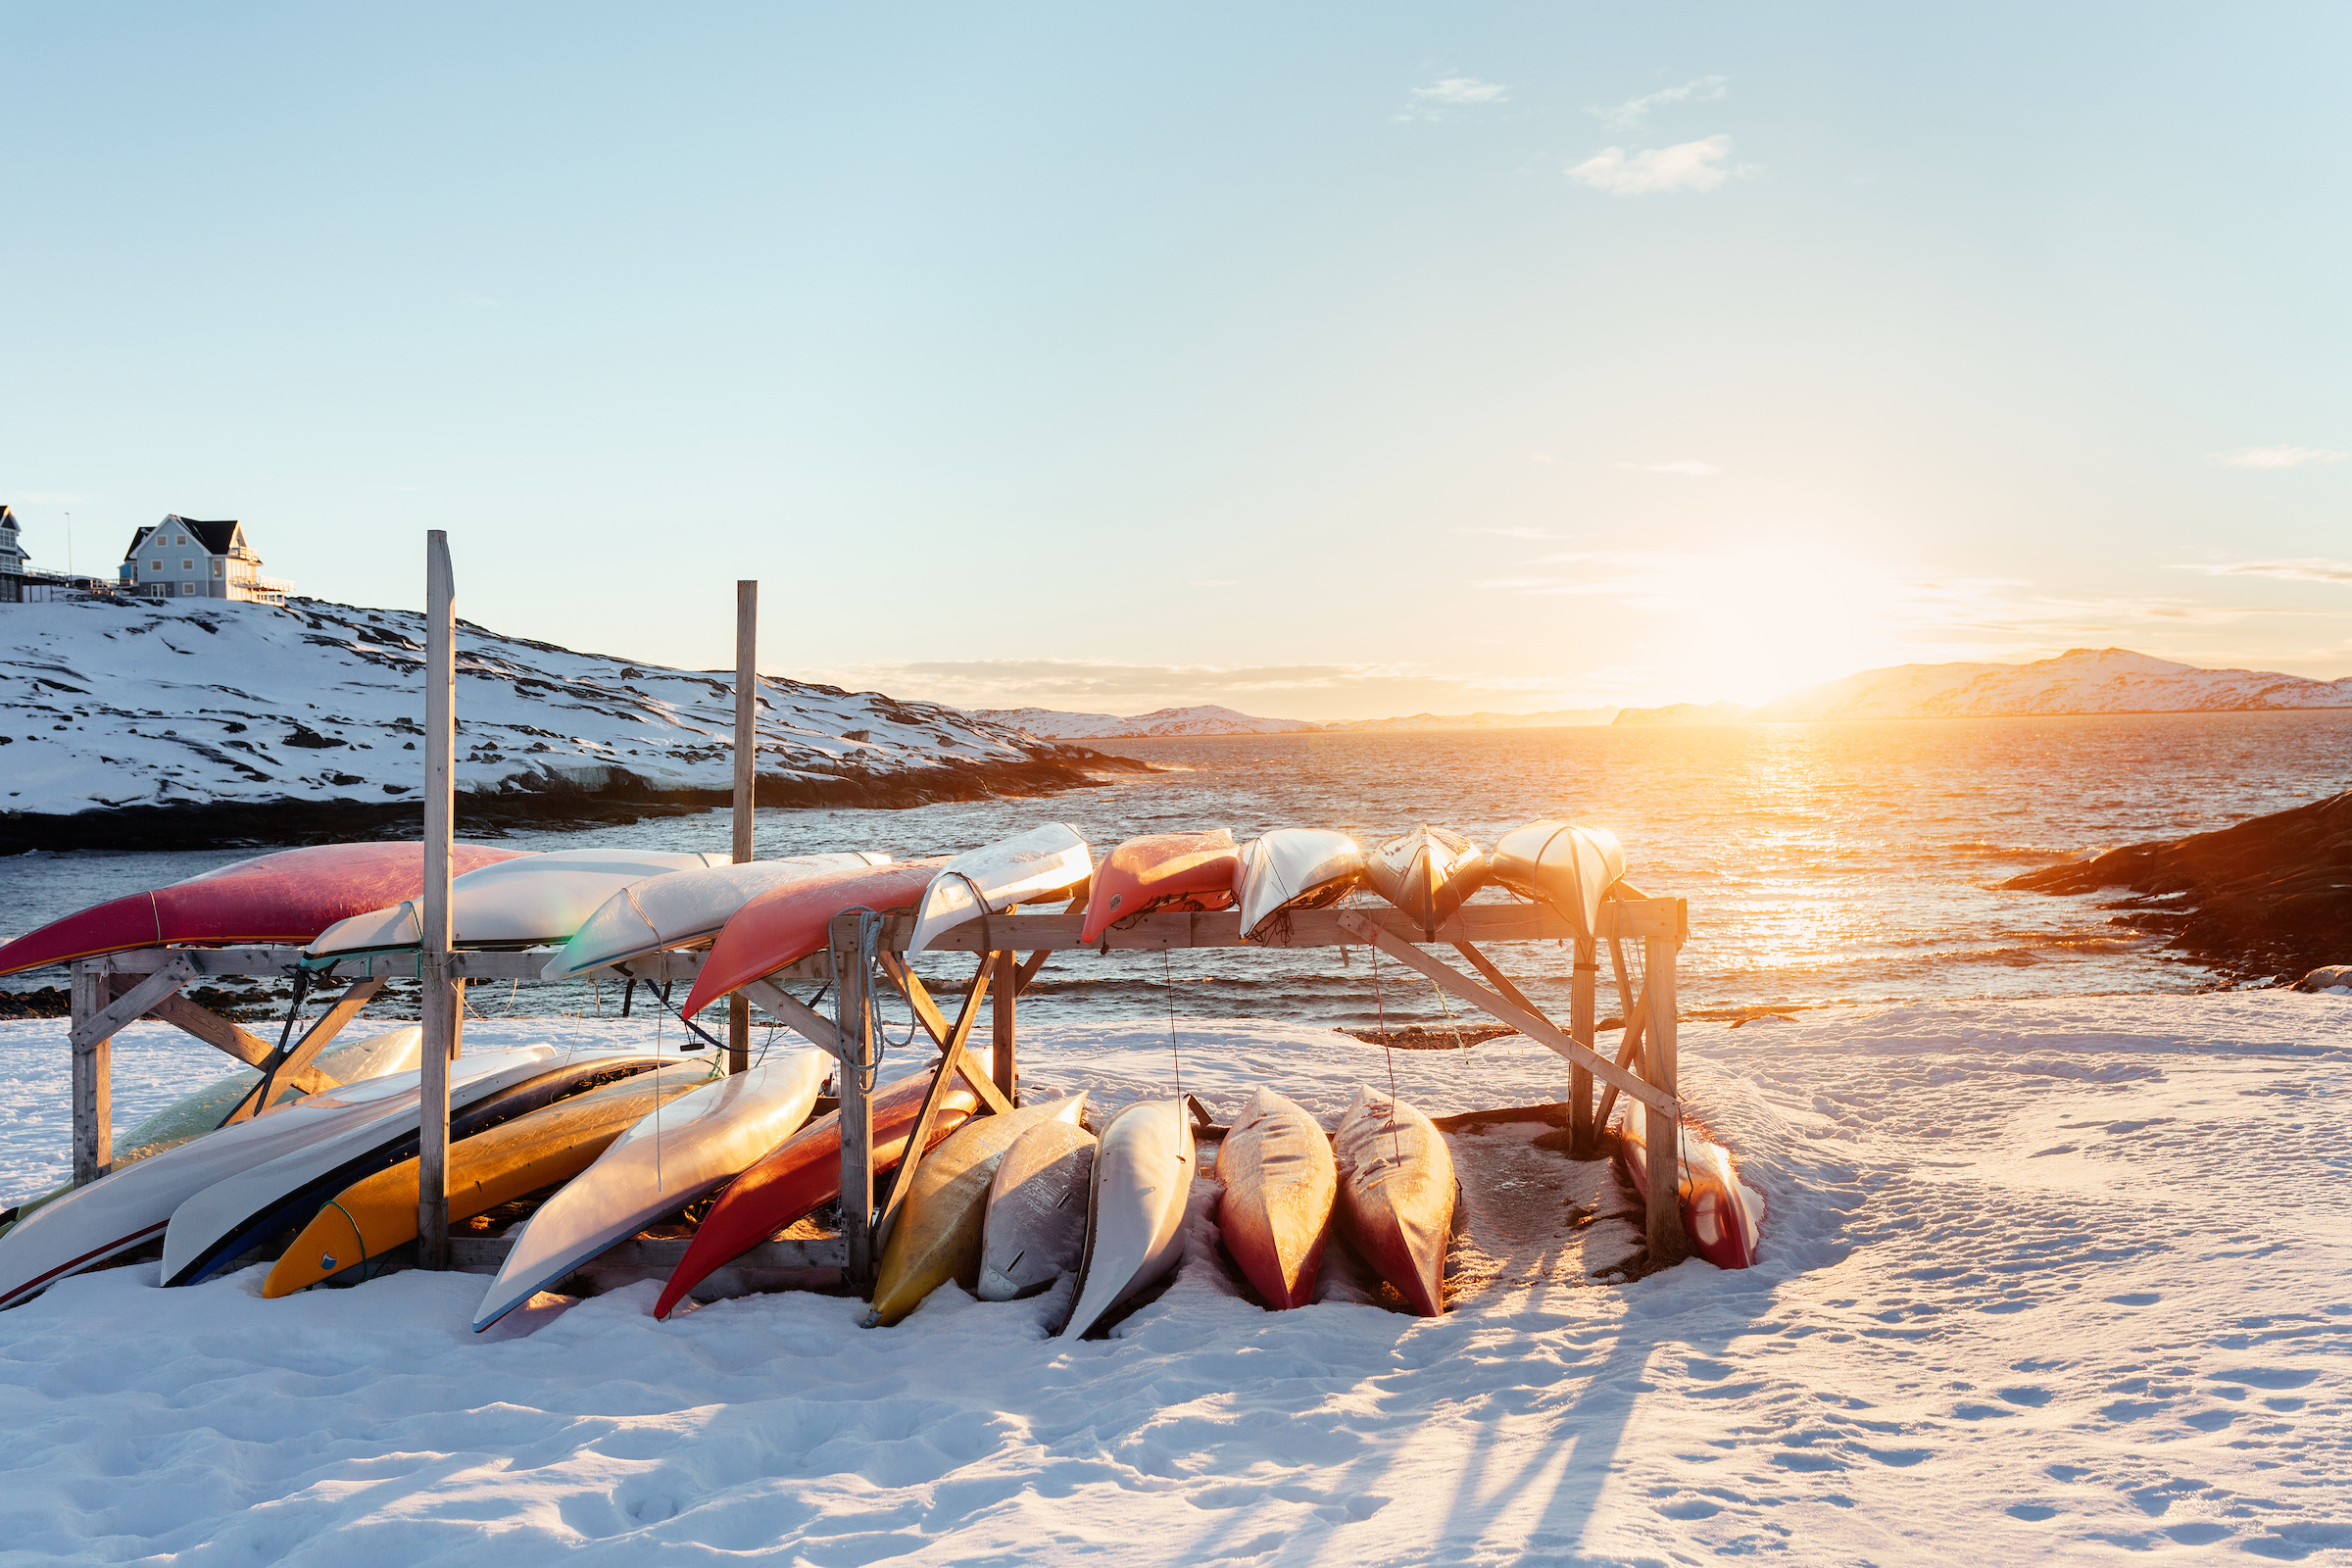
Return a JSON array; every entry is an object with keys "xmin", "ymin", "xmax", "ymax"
[
  {"xmin": 1614, "ymin": 1113, "xmax": 1764, "ymax": 1270},
  {"xmin": 0, "ymin": 841, "xmax": 527, "ymax": 975},
  {"xmin": 1332, "ymin": 1087, "xmax": 1453, "ymax": 1316},
  {"xmin": 1079, "ymin": 830, "xmax": 1240, "ymax": 945},
  {"xmin": 1214, "ymin": 1087, "xmax": 1335, "ymax": 1309},
  {"xmin": 653, "ymin": 1062, "xmax": 978, "ymax": 1316},
  {"xmin": 680, "ymin": 858, "xmax": 947, "ymax": 1019}
]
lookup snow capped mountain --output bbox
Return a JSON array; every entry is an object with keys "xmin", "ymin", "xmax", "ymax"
[
  {"xmin": 0, "ymin": 597, "xmax": 1101, "ymax": 825},
  {"xmin": 1610, "ymin": 648, "xmax": 2352, "ymax": 724},
  {"xmin": 970, "ymin": 704, "xmax": 1320, "ymax": 738}
]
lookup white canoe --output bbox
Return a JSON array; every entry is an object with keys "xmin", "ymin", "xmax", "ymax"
[
  {"xmin": 308, "ymin": 849, "xmax": 733, "ymax": 959},
  {"xmin": 1235, "ymin": 829, "xmax": 1365, "ymax": 940},
  {"xmin": 0, "ymin": 1046, "xmax": 556, "ymax": 1310},
  {"xmin": 1488, "ymin": 821, "xmax": 1624, "ymax": 940},
  {"xmin": 472, "ymin": 1049, "xmax": 830, "ymax": 1330},
  {"xmin": 908, "ymin": 825, "xmax": 1093, "ymax": 954},
  {"xmin": 162, "ymin": 1053, "xmax": 656, "ymax": 1287},
  {"xmin": 541, "ymin": 852, "xmax": 890, "ymax": 981},
  {"xmin": 1363, "ymin": 826, "xmax": 1488, "ymax": 940},
  {"xmin": 976, "ymin": 1111, "xmax": 1098, "ymax": 1300},
  {"xmin": 1061, "ymin": 1100, "xmax": 1195, "ymax": 1338}
]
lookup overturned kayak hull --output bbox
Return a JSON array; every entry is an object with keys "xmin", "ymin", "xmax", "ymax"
[
  {"xmin": 475, "ymin": 1051, "xmax": 831, "ymax": 1331},
  {"xmin": 1333, "ymin": 1087, "xmax": 1453, "ymax": 1317},
  {"xmin": 1235, "ymin": 830, "xmax": 1364, "ymax": 941},
  {"xmin": 908, "ymin": 825, "xmax": 1093, "ymax": 955},
  {"xmin": 1364, "ymin": 827, "xmax": 1488, "ymax": 940},
  {"xmin": 307, "ymin": 849, "xmax": 730, "ymax": 959},
  {"xmin": 680, "ymin": 858, "xmax": 948, "ymax": 1019},
  {"xmin": 0, "ymin": 842, "xmax": 529, "ymax": 976},
  {"xmin": 1489, "ymin": 821, "xmax": 1625, "ymax": 940},
  {"xmin": 1214, "ymin": 1087, "xmax": 1336, "ymax": 1310},
  {"xmin": 653, "ymin": 1055, "xmax": 991, "ymax": 1318},
  {"xmin": 1614, "ymin": 1113, "xmax": 1765, "ymax": 1270},
  {"xmin": 1062, "ymin": 1100, "xmax": 1195, "ymax": 1338},
  {"xmin": 1080, "ymin": 831, "xmax": 1238, "ymax": 945},
  {"xmin": 977, "ymin": 1115, "xmax": 1098, "ymax": 1301},
  {"xmin": 545, "ymin": 852, "xmax": 890, "ymax": 981}
]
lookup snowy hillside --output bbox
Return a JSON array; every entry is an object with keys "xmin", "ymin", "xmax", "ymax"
[
  {"xmin": 0, "ymin": 597, "xmax": 1107, "ymax": 824},
  {"xmin": 1610, "ymin": 648, "xmax": 2352, "ymax": 725},
  {"xmin": 972, "ymin": 704, "xmax": 1320, "ymax": 738}
]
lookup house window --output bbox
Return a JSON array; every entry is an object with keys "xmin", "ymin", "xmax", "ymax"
[
  {"xmin": 151, "ymin": 561, "xmax": 163, "ymax": 570},
  {"xmin": 214, "ymin": 562, "xmax": 224, "ymax": 576},
  {"xmin": 181, "ymin": 582, "xmax": 196, "ymax": 596}
]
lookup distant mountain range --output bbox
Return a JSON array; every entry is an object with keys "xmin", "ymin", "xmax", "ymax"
[{"xmin": 974, "ymin": 649, "xmax": 2352, "ymax": 739}]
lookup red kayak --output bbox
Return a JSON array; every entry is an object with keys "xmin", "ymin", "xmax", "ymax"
[
  {"xmin": 681, "ymin": 858, "xmax": 948, "ymax": 1019},
  {"xmin": 1214, "ymin": 1087, "xmax": 1336, "ymax": 1309},
  {"xmin": 653, "ymin": 1063, "xmax": 979, "ymax": 1317},
  {"xmin": 0, "ymin": 842, "xmax": 530, "ymax": 976},
  {"xmin": 1079, "ymin": 830, "xmax": 1240, "ymax": 945},
  {"xmin": 1332, "ymin": 1087, "xmax": 1454, "ymax": 1316},
  {"xmin": 1615, "ymin": 1113, "xmax": 1764, "ymax": 1270}
]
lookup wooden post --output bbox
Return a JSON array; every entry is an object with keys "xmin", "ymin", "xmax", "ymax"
[
  {"xmin": 417, "ymin": 529, "xmax": 460, "ymax": 1271},
  {"xmin": 729, "ymin": 580, "xmax": 757, "ymax": 1075},
  {"xmin": 991, "ymin": 949, "xmax": 1017, "ymax": 1105},
  {"xmin": 831, "ymin": 910, "xmax": 877, "ymax": 1293},
  {"xmin": 1642, "ymin": 930, "xmax": 1687, "ymax": 1262},
  {"xmin": 1570, "ymin": 938, "xmax": 1597, "ymax": 1157},
  {"xmin": 69, "ymin": 960, "xmax": 112, "ymax": 1185}
]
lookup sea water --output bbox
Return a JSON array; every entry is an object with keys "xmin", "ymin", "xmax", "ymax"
[{"xmin": 4, "ymin": 709, "xmax": 2347, "ymax": 1029}]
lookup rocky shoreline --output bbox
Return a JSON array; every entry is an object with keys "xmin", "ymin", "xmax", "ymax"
[
  {"xmin": 2005, "ymin": 788, "xmax": 2352, "ymax": 983},
  {"xmin": 0, "ymin": 748, "xmax": 1149, "ymax": 855}
]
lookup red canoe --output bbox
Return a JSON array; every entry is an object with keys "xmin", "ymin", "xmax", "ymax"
[
  {"xmin": 1214, "ymin": 1086, "xmax": 1336, "ymax": 1309},
  {"xmin": 1614, "ymin": 1113, "xmax": 1764, "ymax": 1270},
  {"xmin": 653, "ymin": 1064, "xmax": 979, "ymax": 1317},
  {"xmin": 0, "ymin": 842, "xmax": 530, "ymax": 976},
  {"xmin": 1332, "ymin": 1087, "xmax": 1454, "ymax": 1316},
  {"xmin": 1079, "ymin": 830, "xmax": 1240, "ymax": 945},
  {"xmin": 680, "ymin": 858, "xmax": 948, "ymax": 1019}
]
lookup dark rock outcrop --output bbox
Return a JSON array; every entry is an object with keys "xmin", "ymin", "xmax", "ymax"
[{"xmin": 2004, "ymin": 790, "xmax": 2352, "ymax": 982}]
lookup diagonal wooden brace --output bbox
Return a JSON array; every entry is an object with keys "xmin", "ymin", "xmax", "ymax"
[
  {"xmin": 742, "ymin": 978, "xmax": 846, "ymax": 1057},
  {"xmin": 222, "ymin": 975, "xmax": 386, "ymax": 1124},
  {"xmin": 1335, "ymin": 912, "xmax": 1676, "ymax": 1115},
  {"xmin": 73, "ymin": 956, "xmax": 194, "ymax": 1052}
]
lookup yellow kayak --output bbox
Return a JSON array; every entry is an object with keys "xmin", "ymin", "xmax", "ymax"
[
  {"xmin": 262, "ymin": 1060, "xmax": 708, "ymax": 1297},
  {"xmin": 866, "ymin": 1093, "xmax": 1087, "ymax": 1327}
]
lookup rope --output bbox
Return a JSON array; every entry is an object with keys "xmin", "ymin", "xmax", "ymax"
[
  {"xmin": 322, "ymin": 1198, "xmax": 369, "ymax": 1286},
  {"xmin": 1161, "ymin": 947, "xmax": 1183, "ymax": 1102},
  {"xmin": 1368, "ymin": 942, "xmax": 1402, "ymax": 1166}
]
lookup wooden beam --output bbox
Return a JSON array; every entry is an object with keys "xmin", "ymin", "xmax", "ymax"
[
  {"xmin": 1570, "ymin": 937, "xmax": 1597, "ymax": 1157},
  {"xmin": 418, "ymin": 528, "xmax": 459, "ymax": 1272},
  {"xmin": 729, "ymin": 582, "xmax": 759, "ymax": 1075},
  {"xmin": 871, "ymin": 1016, "xmax": 1004, "ymax": 1257},
  {"xmin": 222, "ymin": 976, "xmax": 386, "ymax": 1124},
  {"xmin": 1449, "ymin": 938, "xmax": 1547, "ymax": 1021},
  {"xmin": 70, "ymin": 956, "xmax": 193, "ymax": 1053},
  {"xmin": 1642, "ymin": 931, "xmax": 1686, "ymax": 1260},
  {"xmin": 147, "ymin": 994, "xmax": 324, "ymax": 1080},
  {"xmin": 1013, "ymin": 948, "xmax": 1052, "ymax": 996},
  {"xmin": 70, "ymin": 960, "xmax": 112, "ymax": 1185},
  {"xmin": 874, "ymin": 952, "xmax": 952, "ymax": 1048},
  {"xmin": 993, "ymin": 950, "xmax": 1018, "ymax": 1105},
  {"xmin": 831, "ymin": 912, "xmax": 877, "ymax": 1293},
  {"xmin": 865, "ymin": 900, "xmax": 1685, "ymax": 953},
  {"xmin": 1591, "ymin": 988, "xmax": 1651, "ymax": 1134},
  {"xmin": 1333, "ymin": 912, "xmax": 1675, "ymax": 1114},
  {"xmin": 741, "ymin": 978, "xmax": 843, "ymax": 1056}
]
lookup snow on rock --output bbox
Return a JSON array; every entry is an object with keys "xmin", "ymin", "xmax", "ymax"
[
  {"xmin": 972, "ymin": 703, "xmax": 1320, "ymax": 738},
  {"xmin": 0, "ymin": 597, "xmax": 1074, "ymax": 819},
  {"xmin": 2, "ymin": 993, "xmax": 2347, "ymax": 1563}
]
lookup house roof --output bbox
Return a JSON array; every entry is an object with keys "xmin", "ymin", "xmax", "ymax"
[{"xmin": 124, "ymin": 515, "xmax": 243, "ymax": 561}]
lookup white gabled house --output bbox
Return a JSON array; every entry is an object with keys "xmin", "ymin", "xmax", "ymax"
[{"xmin": 120, "ymin": 515, "xmax": 294, "ymax": 606}]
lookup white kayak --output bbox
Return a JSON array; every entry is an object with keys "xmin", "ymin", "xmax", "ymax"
[
  {"xmin": 308, "ymin": 849, "xmax": 732, "ymax": 959},
  {"xmin": 1061, "ymin": 1099, "xmax": 1196, "ymax": 1338},
  {"xmin": 1488, "ymin": 821, "xmax": 1625, "ymax": 940},
  {"xmin": 542, "ymin": 852, "xmax": 890, "ymax": 981},
  {"xmin": 908, "ymin": 825, "xmax": 1093, "ymax": 954},
  {"xmin": 472, "ymin": 1049, "xmax": 830, "ymax": 1331},
  {"xmin": 161, "ymin": 1053, "xmax": 658, "ymax": 1287},
  {"xmin": 0, "ymin": 1046, "xmax": 556, "ymax": 1310},
  {"xmin": 0, "ymin": 1025, "xmax": 424, "ymax": 1244},
  {"xmin": 1235, "ymin": 829, "xmax": 1365, "ymax": 940},
  {"xmin": 976, "ymin": 1111, "xmax": 1098, "ymax": 1301}
]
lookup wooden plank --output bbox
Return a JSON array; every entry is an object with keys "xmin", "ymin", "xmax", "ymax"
[
  {"xmin": 831, "ymin": 913, "xmax": 877, "ymax": 1292},
  {"xmin": 418, "ymin": 528, "xmax": 459, "ymax": 1273},
  {"xmin": 1014, "ymin": 948, "xmax": 1052, "ymax": 996},
  {"xmin": 70, "ymin": 960, "xmax": 112, "ymax": 1185},
  {"xmin": 873, "ymin": 967, "xmax": 1002, "ymax": 1255},
  {"xmin": 742, "ymin": 978, "xmax": 844, "ymax": 1057},
  {"xmin": 1642, "ymin": 931, "xmax": 1687, "ymax": 1260},
  {"xmin": 993, "ymin": 950, "xmax": 1018, "ymax": 1104},
  {"xmin": 1591, "ymin": 990, "xmax": 1650, "ymax": 1133},
  {"xmin": 147, "ymin": 994, "xmax": 335, "ymax": 1087},
  {"xmin": 70, "ymin": 956, "xmax": 192, "ymax": 1052},
  {"xmin": 1450, "ymin": 938, "xmax": 1547, "ymax": 1020},
  {"xmin": 868, "ymin": 900, "xmax": 1684, "ymax": 953},
  {"xmin": 874, "ymin": 952, "xmax": 951, "ymax": 1049},
  {"xmin": 223, "ymin": 976, "xmax": 387, "ymax": 1124},
  {"xmin": 1571, "ymin": 937, "xmax": 1597, "ymax": 1157},
  {"xmin": 1333, "ymin": 912, "xmax": 1676, "ymax": 1114}
]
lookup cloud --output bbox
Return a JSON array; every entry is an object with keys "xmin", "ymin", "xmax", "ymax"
[
  {"xmin": 1568, "ymin": 136, "xmax": 1737, "ymax": 195},
  {"xmin": 2208, "ymin": 446, "xmax": 2346, "ymax": 468},
  {"xmin": 1590, "ymin": 75, "xmax": 1728, "ymax": 133},
  {"xmin": 1455, "ymin": 525, "xmax": 1577, "ymax": 540},
  {"xmin": 1396, "ymin": 75, "xmax": 1508, "ymax": 122},
  {"xmin": 2170, "ymin": 559, "xmax": 2352, "ymax": 586},
  {"xmin": 1617, "ymin": 460, "xmax": 1719, "ymax": 476}
]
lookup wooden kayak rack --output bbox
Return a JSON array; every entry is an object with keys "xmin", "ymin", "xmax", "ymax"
[{"xmin": 63, "ymin": 887, "xmax": 1696, "ymax": 1290}]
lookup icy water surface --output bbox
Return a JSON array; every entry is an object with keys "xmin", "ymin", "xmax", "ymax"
[{"xmin": 3, "ymin": 710, "xmax": 2347, "ymax": 1030}]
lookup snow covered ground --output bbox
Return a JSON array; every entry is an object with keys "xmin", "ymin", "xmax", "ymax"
[
  {"xmin": 1, "ymin": 994, "xmax": 2347, "ymax": 1564},
  {"xmin": 0, "ymin": 597, "xmax": 1065, "ymax": 818}
]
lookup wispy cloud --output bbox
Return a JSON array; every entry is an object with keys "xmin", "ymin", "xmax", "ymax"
[
  {"xmin": 2208, "ymin": 445, "xmax": 2346, "ymax": 468},
  {"xmin": 1455, "ymin": 525, "xmax": 1577, "ymax": 540},
  {"xmin": 1617, "ymin": 460, "xmax": 1719, "ymax": 476},
  {"xmin": 1396, "ymin": 75, "xmax": 1508, "ymax": 122},
  {"xmin": 1590, "ymin": 75, "xmax": 1728, "ymax": 133},
  {"xmin": 2171, "ymin": 558, "xmax": 2352, "ymax": 586},
  {"xmin": 1568, "ymin": 135, "xmax": 1738, "ymax": 195}
]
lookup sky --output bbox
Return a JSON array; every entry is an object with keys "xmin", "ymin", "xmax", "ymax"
[{"xmin": 5, "ymin": 4, "xmax": 2350, "ymax": 719}]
